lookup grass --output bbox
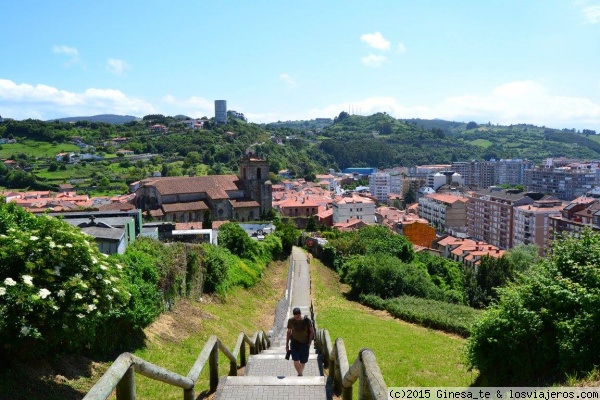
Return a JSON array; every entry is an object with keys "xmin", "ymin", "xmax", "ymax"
[
  {"xmin": 0, "ymin": 140, "xmax": 81, "ymax": 159},
  {"xmin": 0, "ymin": 258, "xmax": 289, "ymax": 400},
  {"xmin": 469, "ymin": 139, "xmax": 493, "ymax": 149},
  {"xmin": 311, "ymin": 260, "xmax": 478, "ymax": 387}
]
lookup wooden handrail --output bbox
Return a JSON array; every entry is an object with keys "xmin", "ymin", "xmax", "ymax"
[
  {"xmin": 316, "ymin": 328, "xmax": 387, "ymax": 400},
  {"xmin": 83, "ymin": 329, "xmax": 270, "ymax": 400}
]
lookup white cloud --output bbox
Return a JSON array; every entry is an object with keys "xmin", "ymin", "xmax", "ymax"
[
  {"xmin": 160, "ymin": 94, "xmax": 214, "ymax": 118},
  {"xmin": 360, "ymin": 32, "xmax": 390, "ymax": 50},
  {"xmin": 361, "ymin": 54, "xmax": 387, "ymax": 67},
  {"xmin": 0, "ymin": 79, "xmax": 155, "ymax": 119},
  {"xmin": 582, "ymin": 5, "xmax": 600, "ymax": 23},
  {"xmin": 397, "ymin": 42, "xmax": 407, "ymax": 54},
  {"xmin": 52, "ymin": 45, "xmax": 80, "ymax": 65},
  {"xmin": 251, "ymin": 81, "xmax": 600, "ymax": 129},
  {"xmin": 106, "ymin": 58, "xmax": 131, "ymax": 75},
  {"xmin": 279, "ymin": 73, "xmax": 297, "ymax": 88}
]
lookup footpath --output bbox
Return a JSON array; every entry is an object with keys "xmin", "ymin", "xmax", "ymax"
[{"xmin": 213, "ymin": 246, "xmax": 328, "ymax": 399}]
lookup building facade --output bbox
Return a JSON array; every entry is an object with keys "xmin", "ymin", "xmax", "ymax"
[
  {"xmin": 368, "ymin": 171, "xmax": 402, "ymax": 203},
  {"xmin": 513, "ymin": 198, "xmax": 564, "ymax": 255},
  {"xmin": 215, "ymin": 100, "xmax": 228, "ymax": 124},
  {"xmin": 418, "ymin": 193, "xmax": 467, "ymax": 231},
  {"xmin": 332, "ymin": 193, "xmax": 376, "ymax": 224},
  {"xmin": 467, "ymin": 189, "xmax": 542, "ymax": 249},
  {"xmin": 524, "ymin": 165, "xmax": 599, "ymax": 201}
]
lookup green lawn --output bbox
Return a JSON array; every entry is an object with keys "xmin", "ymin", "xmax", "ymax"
[
  {"xmin": 0, "ymin": 140, "xmax": 80, "ymax": 159},
  {"xmin": 312, "ymin": 260, "xmax": 478, "ymax": 387},
  {"xmin": 469, "ymin": 139, "xmax": 493, "ymax": 149}
]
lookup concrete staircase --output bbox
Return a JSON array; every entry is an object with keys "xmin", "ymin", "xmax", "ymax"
[{"xmin": 213, "ymin": 248, "xmax": 327, "ymax": 399}]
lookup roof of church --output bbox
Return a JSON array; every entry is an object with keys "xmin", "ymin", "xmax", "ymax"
[{"xmin": 140, "ymin": 175, "xmax": 244, "ymax": 199}]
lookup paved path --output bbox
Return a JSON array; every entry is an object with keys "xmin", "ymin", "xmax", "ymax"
[{"xmin": 213, "ymin": 246, "xmax": 327, "ymax": 400}]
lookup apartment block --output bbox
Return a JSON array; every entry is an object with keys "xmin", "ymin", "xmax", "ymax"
[
  {"xmin": 418, "ymin": 193, "xmax": 468, "ymax": 231},
  {"xmin": 513, "ymin": 198, "xmax": 564, "ymax": 255},
  {"xmin": 467, "ymin": 189, "xmax": 542, "ymax": 249},
  {"xmin": 332, "ymin": 193, "xmax": 376, "ymax": 224},
  {"xmin": 524, "ymin": 165, "xmax": 599, "ymax": 201},
  {"xmin": 369, "ymin": 171, "xmax": 402, "ymax": 203}
]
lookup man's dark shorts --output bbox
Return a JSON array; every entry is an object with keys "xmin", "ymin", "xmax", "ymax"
[{"xmin": 290, "ymin": 339, "xmax": 310, "ymax": 364}]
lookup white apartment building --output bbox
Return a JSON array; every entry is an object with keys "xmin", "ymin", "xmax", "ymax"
[
  {"xmin": 332, "ymin": 193, "xmax": 376, "ymax": 224},
  {"xmin": 418, "ymin": 193, "xmax": 468, "ymax": 231},
  {"xmin": 369, "ymin": 172, "xmax": 402, "ymax": 203},
  {"xmin": 513, "ymin": 199, "xmax": 564, "ymax": 255}
]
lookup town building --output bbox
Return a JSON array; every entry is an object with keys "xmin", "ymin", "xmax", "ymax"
[
  {"xmin": 513, "ymin": 198, "xmax": 564, "ymax": 255},
  {"xmin": 368, "ymin": 171, "xmax": 402, "ymax": 203},
  {"xmin": 418, "ymin": 193, "xmax": 468, "ymax": 232},
  {"xmin": 524, "ymin": 164, "xmax": 600, "ymax": 201},
  {"xmin": 134, "ymin": 155, "xmax": 272, "ymax": 223},
  {"xmin": 466, "ymin": 188, "xmax": 544, "ymax": 249},
  {"xmin": 215, "ymin": 100, "xmax": 228, "ymax": 124},
  {"xmin": 332, "ymin": 193, "xmax": 376, "ymax": 224},
  {"xmin": 549, "ymin": 197, "xmax": 600, "ymax": 238}
]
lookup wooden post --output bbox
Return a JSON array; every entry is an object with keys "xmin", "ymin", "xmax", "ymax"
[
  {"xmin": 209, "ymin": 343, "xmax": 219, "ymax": 392},
  {"xmin": 115, "ymin": 366, "xmax": 135, "ymax": 400},
  {"xmin": 240, "ymin": 340, "xmax": 247, "ymax": 367}
]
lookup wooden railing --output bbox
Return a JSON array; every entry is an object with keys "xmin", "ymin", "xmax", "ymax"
[
  {"xmin": 83, "ymin": 330, "xmax": 270, "ymax": 400},
  {"xmin": 315, "ymin": 328, "xmax": 387, "ymax": 400}
]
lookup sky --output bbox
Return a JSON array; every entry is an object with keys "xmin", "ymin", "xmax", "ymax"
[{"xmin": 1, "ymin": 1, "xmax": 599, "ymax": 130}]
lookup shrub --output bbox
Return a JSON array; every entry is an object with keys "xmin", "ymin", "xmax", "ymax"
[
  {"xmin": 360, "ymin": 294, "xmax": 481, "ymax": 336},
  {"xmin": 467, "ymin": 229, "xmax": 600, "ymax": 384},
  {"xmin": 0, "ymin": 203, "xmax": 130, "ymax": 359}
]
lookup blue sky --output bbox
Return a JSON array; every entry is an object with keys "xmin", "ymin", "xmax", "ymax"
[{"xmin": 1, "ymin": 1, "xmax": 599, "ymax": 130}]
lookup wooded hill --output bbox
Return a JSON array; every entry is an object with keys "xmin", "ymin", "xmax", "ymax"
[{"xmin": 1, "ymin": 113, "xmax": 600, "ymax": 191}]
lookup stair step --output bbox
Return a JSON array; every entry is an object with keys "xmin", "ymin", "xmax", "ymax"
[
  {"xmin": 213, "ymin": 376, "xmax": 326, "ymax": 400},
  {"xmin": 246, "ymin": 357, "xmax": 321, "ymax": 377},
  {"xmin": 261, "ymin": 348, "xmax": 317, "ymax": 355}
]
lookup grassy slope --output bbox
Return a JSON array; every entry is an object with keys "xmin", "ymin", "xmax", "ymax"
[
  {"xmin": 0, "ymin": 254, "xmax": 478, "ymax": 400},
  {"xmin": 311, "ymin": 259, "xmax": 477, "ymax": 387}
]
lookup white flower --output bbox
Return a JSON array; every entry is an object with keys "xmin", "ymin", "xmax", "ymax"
[
  {"xmin": 104, "ymin": 279, "xmax": 112, "ymax": 285},
  {"xmin": 80, "ymin": 282, "xmax": 88, "ymax": 288},
  {"xmin": 110, "ymin": 276, "xmax": 118, "ymax": 282},
  {"xmin": 20, "ymin": 326, "xmax": 31, "ymax": 336},
  {"xmin": 62, "ymin": 324, "xmax": 68, "ymax": 329},
  {"xmin": 0, "ymin": 287, "xmax": 6, "ymax": 296},
  {"xmin": 66, "ymin": 243, "xmax": 73, "ymax": 248},
  {"xmin": 76, "ymin": 313, "xmax": 85, "ymax": 319},
  {"xmin": 90, "ymin": 289, "xmax": 96, "ymax": 296},
  {"xmin": 38, "ymin": 288, "xmax": 51, "ymax": 299},
  {"xmin": 101, "ymin": 253, "xmax": 109, "ymax": 258},
  {"xmin": 75, "ymin": 273, "xmax": 83, "ymax": 279},
  {"xmin": 54, "ymin": 267, "xmax": 61, "ymax": 276},
  {"xmin": 96, "ymin": 274, "xmax": 103, "ymax": 280},
  {"xmin": 112, "ymin": 287, "xmax": 119, "ymax": 293},
  {"xmin": 22, "ymin": 275, "xmax": 33, "ymax": 286},
  {"xmin": 83, "ymin": 266, "xmax": 89, "ymax": 271},
  {"xmin": 52, "ymin": 305, "xmax": 59, "ymax": 311},
  {"xmin": 30, "ymin": 235, "xmax": 39, "ymax": 241},
  {"xmin": 74, "ymin": 293, "xmax": 83, "ymax": 300},
  {"xmin": 91, "ymin": 257, "xmax": 98, "ymax": 264},
  {"xmin": 116, "ymin": 264, "xmax": 123, "ymax": 270},
  {"xmin": 86, "ymin": 304, "xmax": 97, "ymax": 313},
  {"xmin": 106, "ymin": 295, "xmax": 112, "ymax": 300},
  {"xmin": 57, "ymin": 290, "xmax": 65, "ymax": 297},
  {"xmin": 49, "ymin": 241, "xmax": 56, "ymax": 248},
  {"xmin": 100, "ymin": 265, "xmax": 108, "ymax": 271},
  {"xmin": 4, "ymin": 278, "xmax": 16, "ymax": 286}
]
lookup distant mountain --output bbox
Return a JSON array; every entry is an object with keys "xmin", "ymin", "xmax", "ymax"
[{"xmin": 49, "ymin": 114, "xmax": 141, "ymax": 124}]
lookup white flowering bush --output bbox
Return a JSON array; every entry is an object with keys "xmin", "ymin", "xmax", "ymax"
[{"xmin": 0, "ymin": 202, "xmax": 130, "ymax": 358}]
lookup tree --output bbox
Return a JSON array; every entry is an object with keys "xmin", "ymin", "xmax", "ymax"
[
  {"xmin": 467, "ymin": 229, "xmax": 600, "ymax": 384},
  {"xmin": 466, "ymin": 121, "xmax": 478, "ymax": 130},
  {"xmin": 305, "ymin": 216, "xmax": 318, "ymax": 232},
  {"xmin": 404, "ymin": 186, "xmax": 417, "ymax": 205}
]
